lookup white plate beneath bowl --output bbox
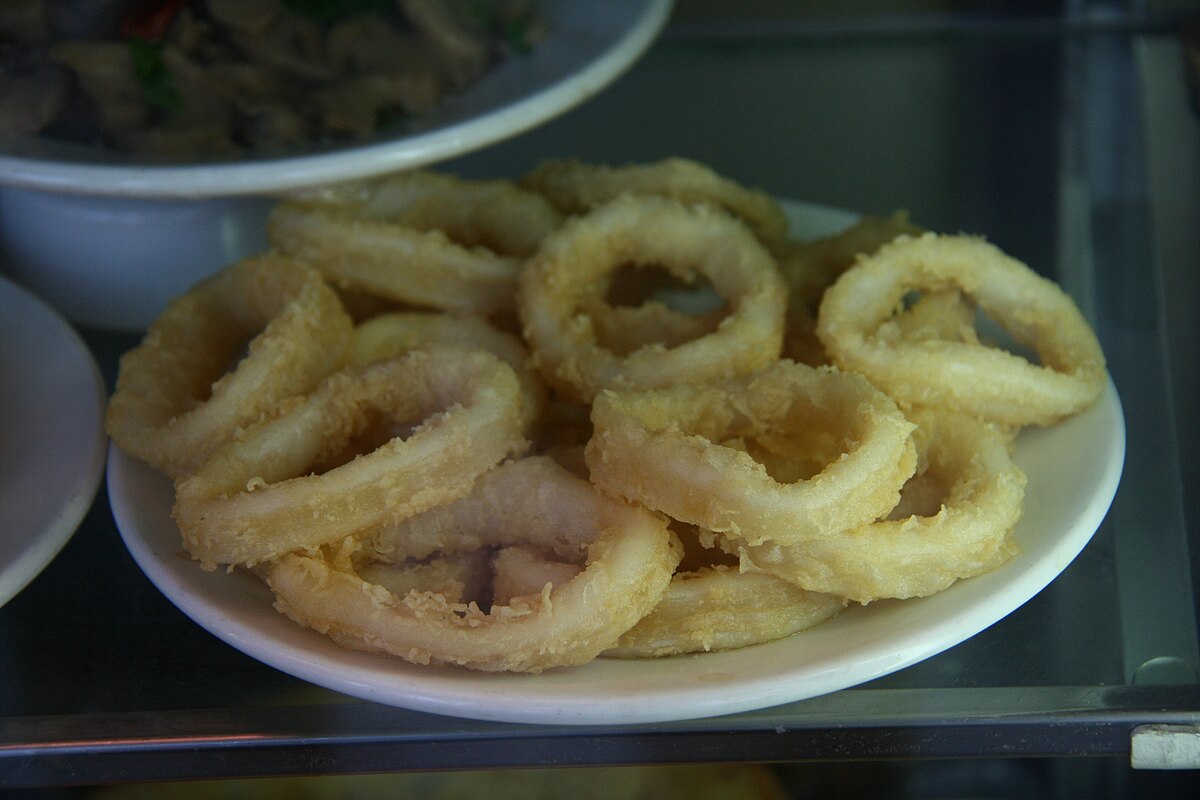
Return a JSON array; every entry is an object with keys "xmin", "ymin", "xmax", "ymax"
[
  {"xmin": 0, "ymin": 275, "xmax": 107, "ymax": 608},
  {"xmin": 106, "ymin": 200, "xmax": 1126, "ymax": 725},
  {"xmin": 0, "ymin": 0, "xmax": 673, "ymax": 199}
]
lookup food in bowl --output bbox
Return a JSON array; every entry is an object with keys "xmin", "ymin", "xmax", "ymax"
[{"xmin": 0, "ymin": 0, "xmax": 542, "ymax": 160}]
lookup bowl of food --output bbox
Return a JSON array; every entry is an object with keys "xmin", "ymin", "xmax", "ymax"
[{"xmin": 0, "ymin": 0, "xmax": 673, "ymax": 329}]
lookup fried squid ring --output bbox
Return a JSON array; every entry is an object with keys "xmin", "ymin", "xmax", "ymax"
[
  {"xmin": 732, "ymin": 410, "xmax": 1026, "ymax": 604},
  {"xmin": 517, "ymin": 195, "xmax": 787, "ymax": 403},
  {"xmin": 520, "ymin": 157, "xmax": 790, "ymax": 246},
  {"xmin": 266, "ymin": 172, "xmax": 561, "ymax": 315},
  {"xmin": 174, "ymin": 346, "xmax": 528, "ymax": 568},
  {"xmin": 576, "ymin": 263, "xmax": 728, "ymax": 356},
  {"xmin": 784, "ymin": 287, "xmax": 980, "ymax": 369},
  {"xmin": 105, "ymin": 253, "xmax": 353, "ymax": 479},
  {"xmin": 585, "ymin": 300, "xmax": 725, "ymax": 356},
  {"xmin": 268, "ymin": 457, "xmax": 680, "ymax": 673},
  {"xmin": 585, "ymin": 359, "xmax": 917, "ymax": 547},
  {"xmin": 606, "ymin": 567, "xmax": 846, "ymax": 658},
  {"xmin": 289, "ymin": 170, "xmax": 563, "ymax": 257},
  {"xmin": 349, "ymin": 311, "xmax": 546, "ymax": 431},
  {"xmin": 490, "ymin": 545, "xmax": 584, "ymax": 607},
  {"xmin": 356, "ymin": 551, "xmax": 493, "ymax": 607},
  {"xmin": 483, "ymin": 535, "xmax": 845, "ymax": 657},
  {"xmin": 779, "ymin": 211, "xmax": 922, "ymax": 317},
  {"xmin": 779, "ymin": 211, "xmax": 922, "ymax": 365},
  {"xmin": 364, "ymin": 455, "xmax": 653, "ymax": 564},
  {"xmin": 817, "ymin": 233, "xmax": 1107, "ymax": 426},
  {"xmin": 877, "ymin": 288, "xmax": 980, "ymax": 345}
]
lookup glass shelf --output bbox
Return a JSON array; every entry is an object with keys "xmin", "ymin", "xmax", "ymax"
[{"xmin": 2, "ymin": 5, "xmax": 1199, "ymax": 792}]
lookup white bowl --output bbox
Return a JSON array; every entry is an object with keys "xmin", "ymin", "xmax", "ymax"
[
  {"xmin": 0, "ymin": 0, "xmax": 672, "ymax": 330},
  {"xmin": 0, "ymin": 190, "xmax": 273, "ymax": 331}
]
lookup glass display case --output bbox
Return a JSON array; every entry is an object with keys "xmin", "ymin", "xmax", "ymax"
[{"xmin": 2, "ymin": 1, "xmax": 1199, "ymax": 796}]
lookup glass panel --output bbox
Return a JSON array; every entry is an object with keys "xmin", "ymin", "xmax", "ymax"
[{"xmin": 1, "ymin": 5, "xmax": 1197, "ymax": 783}]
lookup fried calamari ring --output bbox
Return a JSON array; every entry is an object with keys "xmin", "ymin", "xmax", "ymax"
[
  {"xmin": 779, "ymin": 211, "xmax": 922, "ymax": 366},
  {"xmin": 521, "ymin": 157, "xmax": 790, "ymax": 246},
  {"xmin": 785, "ymin": 288, "xmax": 981, "ymax": 369},
  {"xmin": 267, "ymin": 457, "xmax": 681, "ymax": 673},
  {"xmin": 484, "ymin": 533, "xmax": 844, "ymax": 657},
  {"xmin": 517, "ymin": 195, "xmax": 787, "ymax": 402},
  {"xmin": 356, "ymin": 550, "xmax": 493, "ymax": 607},
  {"xmin": 585, "ymin": 359, "xmax": 917, "ymax": 547},
  {"xmin": 490, "ymin": 545, "xmax": 583, "ymax": 607},
  {"xmin": 817, "ymin": 233, "xmax": 1107, "ymax": 426},
  {"xmin": 779, "ymin": 211, "xmax": 922, "ymax": 315},
  {"xmin": 733, "ymin": 410, "xmax": 1025, "ymax": 604},
  {"xmin": 364, "ymin": 455, "xmax": 655, "ymax": 564},
  {"xmin": 266, "ymin": 206, "xmax": 516, "ymax": 315},
  {"xmin": 105, "ymin": 253, "xmax": 353, "ymax": 479},
  {"xmin": 877, "ymin": 288, "xmax": 980, "ymax": 345},
  {"xmin": 575, "ymin": 263, "xmax": 728, "ymax": 356},
  {"xmin": 174, "ymin": 346, "xmax": 528, "ymax": 568},
  {"xmin": 349, "ymin": 311, "xmax": 546, "ymax": 430},
  {"xmin": 606, "ymin": 567, "xmax": 846, "ymax": 658},
  {"xmin": 789, "ymin": 287, "xmax": 979, "ymax": 368},
  {"xmin": 267, "ymin": 172, "xmax": 561, "ymax": 315},
  {"xmin": 290, "ymin": 170, "xmax": 563, "ymax": 257},
  {"xmin": 585, "ymin": 300, "xmax": 725, "ymax": 356}
]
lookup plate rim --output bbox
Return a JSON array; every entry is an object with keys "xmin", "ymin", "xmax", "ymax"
[{"xmin": 0, "ymin": 275, "xmax": 108, "ymax": 608}]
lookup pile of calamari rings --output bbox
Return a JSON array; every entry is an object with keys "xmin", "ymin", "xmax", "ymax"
[{"xmin": 105, "ymin": 157, "xmax": 1107, "ymax": 673}]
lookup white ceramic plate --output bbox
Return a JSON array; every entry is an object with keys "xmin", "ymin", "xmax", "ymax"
[
  {"xmin": 0, "ymin": 0, "xmax": 673, "ymax": 198},
  {"xmin": 0, "ymin": 276, "xmax": 107, "ymax": 608},
  {"xmin": 107, "ymin": 201, "xmax": 1126, "ymax": 725}
]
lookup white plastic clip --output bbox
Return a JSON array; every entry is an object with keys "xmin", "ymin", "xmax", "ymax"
[{"xmin": 1131, "ymin": 724, "xmax": 1200, "ymax": 769}]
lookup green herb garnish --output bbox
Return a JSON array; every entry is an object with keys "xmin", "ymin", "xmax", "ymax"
[
  {"xmin": 128, "ymin": 38, "xmax": 182, "ymax": 114},
  {"xmin": 502, "ymin": 17, "xmax": 535, "ymax": 55}
]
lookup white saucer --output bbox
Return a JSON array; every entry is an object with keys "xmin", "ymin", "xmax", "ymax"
[{"xmin": 0, "ymin": 275, "xmax": 107, "ymax": 608}]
